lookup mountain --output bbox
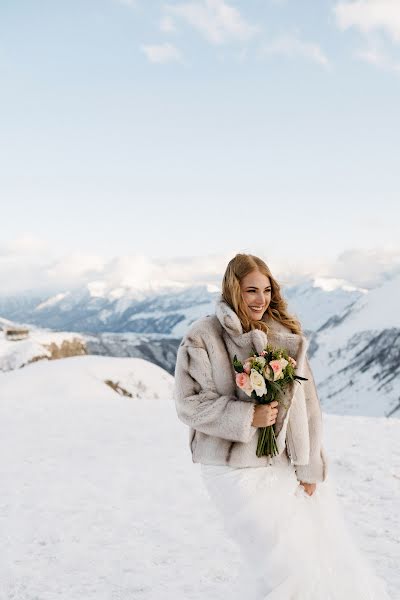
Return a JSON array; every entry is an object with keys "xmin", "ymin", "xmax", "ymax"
[
  {"xmin": 0, "ymin": 278, "xmax": 362, "ymax": 336},
  {"xmin": 1, "ymin": 275, "xmax": 399, "ymax": 418},
  {"xmin": 284, "ymin": 276, "xmax": 365, "ymax": 332},
  {"xmin": 312, "ymin": 274, "xmax": 400, "ymax": 418},
  {"xmin": 0, "ymin": 355, "xmax": 398, "ymax": 599},
  {"xmin": 0, "ymin": 284, "xmax": 218, "ymax": 335}
]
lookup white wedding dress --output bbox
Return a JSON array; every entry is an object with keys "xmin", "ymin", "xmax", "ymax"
[{"xmin": 201, "ymin": 453, "xmax": 392, "ymax": 600}]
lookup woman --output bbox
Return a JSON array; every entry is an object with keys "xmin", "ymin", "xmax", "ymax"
[{"xmin": 173, "ymin": 253, "xmax": 392, "ymax": 599}]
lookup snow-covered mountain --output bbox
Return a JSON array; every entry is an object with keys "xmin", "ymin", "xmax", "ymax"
[
  {"xmin": 0, "ymin": 284, "xmax": 218, "ymax": 335},
  {"xmin": 1, "ymin": 274, "xmax": 399, "ymax": 418},
  {"xmin": 284, "ymin": 276, "xmax": 366, "ymax": 332},
  {"xmin": 0, "ymin": 355, "xmax": 398, "ymax": 599},
  {"xmin": 312, "ymin": 274, "xmax": 400, "ymax": 418},
  {"xmin": 0, "ymin": 278, "xmax": 362, "ymax": 336}
]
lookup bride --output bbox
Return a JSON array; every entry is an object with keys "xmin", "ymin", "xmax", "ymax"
[{"xmin": 173, "ymin": 253, "xmax": 392, "ymax": 599}]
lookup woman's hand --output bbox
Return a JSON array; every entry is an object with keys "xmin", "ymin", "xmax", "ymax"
[
  {"xmin": 251, "ymin": 401, "xmax": 279, "ymax": 427},
  {"xmin": 299, "ymin": 481, "xmax": 316, "ymax": 496}
]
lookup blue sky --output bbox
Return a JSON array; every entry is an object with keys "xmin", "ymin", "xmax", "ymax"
[{"xmin": 1, "ymin": 0, "xmax": 400, "ymax": 292}]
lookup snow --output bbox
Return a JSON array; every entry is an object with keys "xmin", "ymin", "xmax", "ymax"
[
  {"xmin": 87, "ymin": 280, "xmax": 108, "ymax": 298},
  {"xmin": 0, "ymin": 327, "xmax": 86, "ymax": 372},
  {"xmin": 0, "ymin": 316, "xmax": 17, "ymax": 328},
  {"xmin": 0, "ymin": 355, "xmax": 398, "ymax": 599},
  {"xmin": 309, "ymin": 274, "xmax": 400, "ymax": 417},
  {"xmin": 284, "ymin": 278, "xmax": 364, "ymax": 332},
  {"xmin": 313, "ymin": 276, "xmax": 367, "ymax": 293},
  {"xmin": 321, "ymin": 273, "xmax": 400, "ymax": 343},
  {"xmin": 35, "ymin": 292, "xmax": 70, "ymax": 311},
  {"xmin": 169, "ymin": 301, "xmax": 217, "ymax": 337}
]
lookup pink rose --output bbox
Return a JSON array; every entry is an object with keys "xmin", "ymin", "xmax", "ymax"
[
  {"xmin": 269, "ymin": 359, "xmax": 284, "ymax": 381},
  {"xmin": 235, "ymin": 371, "xmax": 253, "ymax": 396}
]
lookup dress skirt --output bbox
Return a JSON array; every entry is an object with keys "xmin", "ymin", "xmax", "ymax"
[{"xmin": 200, "ymin": 454, "xmax": 392, "ymax": 600}]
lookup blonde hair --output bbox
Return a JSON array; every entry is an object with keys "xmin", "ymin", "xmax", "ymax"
[{"xmin": 221, "ymin": 253, "xmax": 302, "ymax": 335}]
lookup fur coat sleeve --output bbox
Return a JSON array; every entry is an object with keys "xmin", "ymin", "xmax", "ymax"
[{"xmin": 174, "ymin": 341, "xmax": 258, "ymax": 443}]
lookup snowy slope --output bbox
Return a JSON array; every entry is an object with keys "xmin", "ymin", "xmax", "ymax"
[
  {"xmin": 312, "ymin": 274, "xmax": 400, "ymax": 417},
  {"xmin": 0, "ymin": 324, "xmax": 180, "ymax": 376},
  {"xmin": 0, "ymin": 325, "xmax": 86, "ymax": 371},
  {"xmin": 284, "ymin": 277, "xmax": 365, "ymax": 332},
  {"xmin": 0, "ymin": 356, "xmax": 398, "ymax": 600}
]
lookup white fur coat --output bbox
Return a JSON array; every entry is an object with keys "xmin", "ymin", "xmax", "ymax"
[{"xmin": 173, "ymin": 294, "xmax": 328, "ymax": 483}]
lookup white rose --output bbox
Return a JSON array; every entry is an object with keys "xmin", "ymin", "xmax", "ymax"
[
  {"xmin": 250, "ymin": 368, "xmax": 267, "ymax": 397},
  {"xmin": 279, "ymin": 358, "xmax": 288, "ymax": 370},
  {"xmin": 254, "ymin": 356, "xmax": 266, "ymax": 369}
]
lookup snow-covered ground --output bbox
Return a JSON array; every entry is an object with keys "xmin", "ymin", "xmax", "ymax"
[
  {"xmin": 0, "ymin": 326, "xmax": 86, "ymax": 371},
  {"xmin": 0, "ymin": 355, "xmax": 399, "ymax": 599}
]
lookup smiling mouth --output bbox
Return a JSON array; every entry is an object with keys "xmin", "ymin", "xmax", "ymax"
[{"xmin": 250, "ymin": 306, "xmax": 264, "ymax": 312}]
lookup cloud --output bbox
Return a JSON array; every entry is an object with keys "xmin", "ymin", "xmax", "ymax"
[
  {"xmin": 2, "ymin": 237, "xmax": 399, "ymax": 296},
  {"xmin": 160, "ymin": 15, "xmax": 177, "ymax": 33},
  {"xmin": 0, "ymin": 236, "xmax": 105, "ymax": 296},
  {"xmin": 165, "ymin": 0, "xmax": 259, "ymax": 45},
  {"xmin": 335, "ymin": 1, "xmax": 400, "ymax": 43},
  {"xmin": 356, "ymin": 43, "xmax": 400, "ymax": 71},
  {"xmin": 321, "ymin": 247, "xmax": 400, "ymax": 289},
  {"xmin": 261, "ymin": 34, "xmax": 330, "ymax": 67},
  {"xmin": 0, "ymin": 240, "xmax": 233, "ymax": 296},
  {"xmin": 140, "ymin": 42, "xmax": 182, "ymax": 63}
]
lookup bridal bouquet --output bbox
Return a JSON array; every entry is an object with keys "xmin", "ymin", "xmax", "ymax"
[{"xmin": 233, "ymin": 345, "xmax": 308, "ymax": 458}]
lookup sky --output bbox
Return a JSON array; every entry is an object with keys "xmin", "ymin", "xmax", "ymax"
[{"xmin": 1, "ymin": 0, "xmax": 400, "ymax": 294}]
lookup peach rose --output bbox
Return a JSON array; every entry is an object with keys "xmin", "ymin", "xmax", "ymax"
[
  {"xmin": 269, "ymin": 359, "xmax": 284, "ymax": 381},
  {"xmin": 235, "ymin": 371, "xmax": 253, "ymax": 396}
]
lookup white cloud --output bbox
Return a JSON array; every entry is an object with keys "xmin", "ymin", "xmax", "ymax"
[
  {"xmin": 2, "ymin": 237, "xmax": 399, "ymax": 296},
  {"xmin": 261, "ymin": 34, "xmax": 330, "ymax": 67},
  {"xmin": 321, "ymin": 247, "xmax": 400, "ymax": 289},
  {"xmin": 0, "ymin": 237, "xmax": 106, "ymax": 296},
  {"xmin": 356, "ymin": 43, "xmax": 400, "ymax": 71},
  {"xmin": 165, "ymin": 0, "xmax": 259, "ymax": 45},
  {"xmin": 335, "ymin": 0, "xmax": 400, "ymax": 43},
  {"xmin": 160, "ymin": 15, "xmax": 177, "ymax": 33},
  {"xmin": 140, "ymin": 42, "xmax": 182, "ymax": 64}
]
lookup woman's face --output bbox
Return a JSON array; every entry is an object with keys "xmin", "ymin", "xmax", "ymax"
[{"xmin": 240, "ymin": 270, "xmax": 271, "ymax": 321}]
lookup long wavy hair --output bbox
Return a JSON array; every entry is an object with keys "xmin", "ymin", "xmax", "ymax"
[{"xmin": 221, "ymin": 253, "xmax": 302, "ymax": 335}]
